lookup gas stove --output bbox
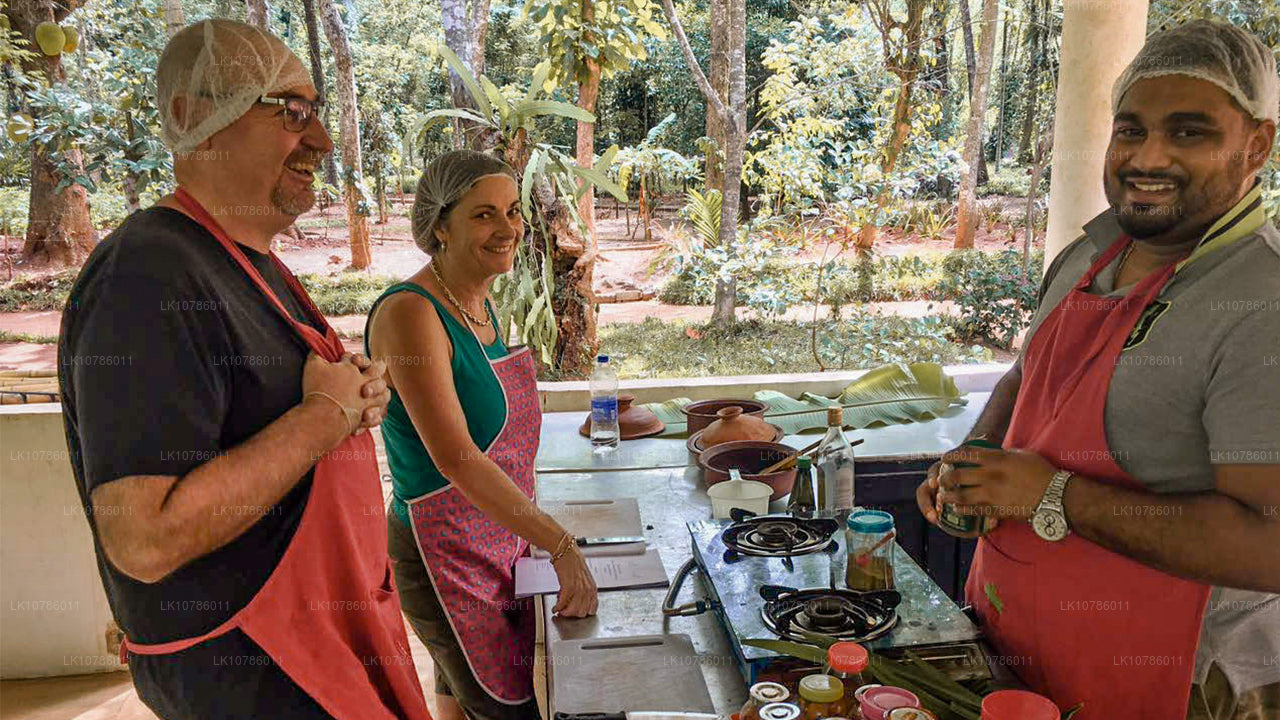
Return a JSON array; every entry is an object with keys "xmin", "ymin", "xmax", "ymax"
[{"xmin": 663, "ymin": 511, "xmax": 982, "ymax": 685}]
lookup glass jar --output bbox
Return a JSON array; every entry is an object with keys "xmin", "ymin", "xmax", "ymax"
[
  {"xmin": 760, "ymin": 702, "xmax": 802, "ymax": 720},
  {"xmin": 741, "ymin": 682, "xmax": 792, "ymax": 720},
  {"xmin": 825, "ymin": 642, "xmax": 870, "ymax": 717},
  {"xmin": 797, "ymin": 674, "xmax": 845, "ymax": 720},
  {"xmin": 845, "ymin": 510, "xmax": 895, "ymax": 591}
]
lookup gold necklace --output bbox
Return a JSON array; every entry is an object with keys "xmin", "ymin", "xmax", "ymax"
[
  {"xmin": 1116, "ymin": 242, "xmax": 1136, "ymax": 281},
  {"xmin": 430, "ymin": 261, "xmax": 491, "ymax": 328}
]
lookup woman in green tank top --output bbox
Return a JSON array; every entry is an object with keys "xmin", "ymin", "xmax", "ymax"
[{"xmin": 365, "ymin": 150, "xmax": 597, "ymax": 720}]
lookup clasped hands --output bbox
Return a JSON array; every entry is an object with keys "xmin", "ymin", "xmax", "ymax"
[{"xmin": 302, "ymin": 352, "xmax": 392, "ymax": 437}]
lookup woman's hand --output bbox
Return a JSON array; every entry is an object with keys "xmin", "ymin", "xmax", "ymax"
[{"xmin": 551, "ymin": 546, "xmax": 598, "ymax": 618}]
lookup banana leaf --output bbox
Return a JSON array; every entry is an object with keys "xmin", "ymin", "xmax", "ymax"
[{"xmin": 638, "ymin": 362, "xmax": 965, "ymax": 438}]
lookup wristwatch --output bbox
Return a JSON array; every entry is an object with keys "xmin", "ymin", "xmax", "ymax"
[{"xmin": 1031, "ymin": 470, "xmax": 1073, "ymax": 542}]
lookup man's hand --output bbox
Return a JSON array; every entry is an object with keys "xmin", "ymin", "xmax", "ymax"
[
  {"xmin": 935, "ymin": 445, "xmax": 1058, "ymax": 521},
  {"xmin": 345, "ymin": 353, "xmax": 391, "ymax": 430},
  {"xmin": 302, "ymin": 352, "xmax": 390, "ymax": 437}
]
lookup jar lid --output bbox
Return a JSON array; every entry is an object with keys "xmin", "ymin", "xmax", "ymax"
[
  {"xmin": 826, "ymin": 641, "xmax": 869, "ymax": 673},
  {"xmin": 759, "ymin": 702, "xmax": 801, "ymax": 720},
  {"xmin": 847, "ymin": 509, "xmax": 894, "ymax": 534},
  {"xmin": 852, "ymin": 683, "xmax": 882, "ymax": 701},
  {"xmin": 887, "ymin": 709, "xmax": 938, "ymax": 720},
  {"xmin": 749, "ymin": 682, "xmax": 790, "ymax": 704},
  {"xmin": 798, "ymin": 674, "xmax": 844, "ymax": 703},
  {"xmin": 979, "ymin": 690, "xmax": 1060, "ymax": 720},
  {"xmin": 860, "ymin": 686, "xmax": 919, "ymax": 714},
  {"xmin": 797, "ymin": 456, "xmax": 812, "ymax": 470}
]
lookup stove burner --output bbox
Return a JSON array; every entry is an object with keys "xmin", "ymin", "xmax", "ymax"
[
  {"xmin": 722, "ymin": 515, "xmax": 839, "ymax": 558},
  {"xmin": 760, "ymin": 585, "xmax": 900, "ymax": 643}
]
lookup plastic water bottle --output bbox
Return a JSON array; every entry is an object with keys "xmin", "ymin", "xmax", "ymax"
[{"xmin": 590, "ymin": 355, "xmax": 620, "ymax": 452}]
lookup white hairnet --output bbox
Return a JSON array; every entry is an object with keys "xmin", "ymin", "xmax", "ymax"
[
  {"xmin": 156, "ymin": 19, "xmax": 313, "ymax": 154},
  {"xmin": 1113, "ymin": 19, "xmax": 1279, "ymax": 124},
  {"xmin": 411, "ymin": 150, "xmax": 518, "ymax": 255}
]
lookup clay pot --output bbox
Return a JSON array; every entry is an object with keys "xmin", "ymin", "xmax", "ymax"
[
  {"xmin": 577, "ymin": 394, "xmax": 665, "ymax": 440},
  {"xmin": 701, "ymin": 406, "xmax": 779, "ymax": 446},
  {"xmin": 698, "ymin": 440, "xmax": 798, "ymax": 501},
  {"xmin": 682, "ymin": 399, "xmax": 768, "ymax": 436},
  {"xmin": 686, "ymin": 421, "xmax": 785, "ymax": 462}
]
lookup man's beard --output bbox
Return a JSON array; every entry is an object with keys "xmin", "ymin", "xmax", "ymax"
[
  {"xmin": 1106, "ymin": 158, "xmax": 1245, "ymax": 241},
  {"xmin": 270, "ymin": 181, "xmax": 315, "ymax": 217}
]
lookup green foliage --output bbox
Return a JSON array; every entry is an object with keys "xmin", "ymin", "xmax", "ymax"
[
  {"xmin": 294, "ymin": 273, "xmax": 398, "ymax": 316},
  {"xmin": 599, "ymin": 315, "xmax": 990, "ymax": 378},
  {"xmin": 0, "ymin": 270, "xmax": 77, "ymax": 311},
  {"xmin": 611, "ymin": 113, "xmax": 700, "ymax": 201},
  {"xmin": 937, "ymin": 249, "xmax": 1045, "ymax": 350},
  {"xmin": 525, "ymin": 0, "xmax": 666, "ymax": 89},
  {"xmin": 0, "ymin": 186, "xmax": 27, "ymax": 236}
]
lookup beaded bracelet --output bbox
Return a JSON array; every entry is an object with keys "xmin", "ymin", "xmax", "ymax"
[{"xmin": 549, "ymin": 533, "xmax": 577, "ymax": 564}]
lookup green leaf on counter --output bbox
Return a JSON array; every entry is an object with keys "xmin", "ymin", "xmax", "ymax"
[{"xmin": 740, "ymin": 638, "xmax": 828, "ymax": 664}]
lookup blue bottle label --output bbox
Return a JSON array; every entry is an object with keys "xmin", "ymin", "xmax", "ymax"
[{"xmin": 591, "ymin": 397, "xmax": 618, "ymax": 423}]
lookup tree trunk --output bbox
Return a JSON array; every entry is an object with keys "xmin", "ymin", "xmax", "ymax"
[
  {"xmin": 245, "ymin": 0, "xmax": 269, "ymax": 28},
  {"xmin": 441, "ymin": 0, "xmax": 490, "ymax": 148},
  {"xmin": 1017, "ymin": 0, "xmax": 1043, "ymax": 163},
  {"xmin": 8, "ymin": 0, "xmax": 96, "ymax": 265},
  {"xmin": 995, "ymin": 7, "xmax": 1009, "ymax": 168},
  {"xmin": 1025, "ymin": 120, "xmax": 1053, "ymax": 268},
  {"xmin": 954, "ymin": 0, "xmax": 999, "ymax": 249},
  {"xmin": 302, "ymin": 0, "xmax": 339, "ymax": 186},
  {"xmin": 855, "ymin": 0, "xmax": 927, "ymax": 250},
  {"xmin": 704, "ymin": 0, "xmax": 727, "ymax": 194},
  {"xmin": 957, "ymin": 0, "xmax": 989, "ymax": 185},
  {"xmin": 575, "ymin": 0, "xmax": 600, "ymax": 250},
  {"xmin": 317, "ymin": 0, "xmax": 370, "ymax": 269},
  {"xmin": 710, "ymin": 0, "xmax": 745, "ymax": 323},
  {"xmin": 660, "ymin": 0, "xmax": 742, "ymax": 324},
  {"xmin": 162, "ymin": 0, "xmax": 185, "ymax": 34}
]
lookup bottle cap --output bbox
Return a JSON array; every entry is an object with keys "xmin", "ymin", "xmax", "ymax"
[
  {"xmin": 597, "ymin": 355, "xmax": 609, "ymax": 363},
  {"xmin": 826, "ymin": 406, "xmax": 843, "ymax": 425},
  {"xmin": 798, "ymin": 674, "xmax": 844, "ymax": 704},
  {"xmin": 827, "ymin": 641, "xmax": 869, "ymax": 673},
  {"xmin": 847, "ymin": 509, "xmax": 894, "ymax": 534},
  {"xmin": 749, "ymin": 682, "xmax": 790, "ymax": 704},
  {"xmin": 759, "ymin": 703, "xmax": 801, "ymax": 720},
  {"xmin": 796, "ymin": 456, "xmax": 812, "ymax": 470}
]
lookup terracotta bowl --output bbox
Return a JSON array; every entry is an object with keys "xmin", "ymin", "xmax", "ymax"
[
  {"xmin": 686, "ymin": 425, "xmax": 785, "ymax": 462},
  {"xmin": 682, "ymin": 399, "xmax": 768, "ymax": 436},
  {"xmin": 578, "ymin": 394, "xmax": 665, "ymax": 440},
  {"xmin": 697, "ymin": 440, "xmax": 797, "ymax": 501}
]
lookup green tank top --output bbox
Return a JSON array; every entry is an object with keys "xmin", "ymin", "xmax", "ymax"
[{"xmin": 364, "ymin": 282, "xmax": 508, "ymax": 527}]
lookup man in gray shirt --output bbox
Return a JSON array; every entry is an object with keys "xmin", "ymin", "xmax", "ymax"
[{"xmin": 918, "ymin": 21, "xmax": 1279, "ymax": 719}]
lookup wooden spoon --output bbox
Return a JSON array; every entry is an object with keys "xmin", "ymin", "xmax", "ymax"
[{"xmin": 758, "ymin": 436, "xmax": 866, "ymax": 475}]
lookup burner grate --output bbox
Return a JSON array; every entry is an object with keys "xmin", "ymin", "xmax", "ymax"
[
  {"xmin": 722, "ymin": 516, "xmax": 839, "ymax": 558},
  {"xmin": 760, "ymin": 586, "xmax": 900, "ymax": 644}
]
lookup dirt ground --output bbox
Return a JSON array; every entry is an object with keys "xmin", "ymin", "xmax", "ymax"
[{"xmin": 1, "ymin": 196, "xmax": 1031, "ymax": 370}]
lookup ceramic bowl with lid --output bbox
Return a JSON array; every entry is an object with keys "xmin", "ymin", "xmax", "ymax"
[{"xmin": 682, "ymin": 399, "xmax": 768, "ymax": 435}]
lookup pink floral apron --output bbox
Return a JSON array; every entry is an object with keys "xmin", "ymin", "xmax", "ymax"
[{"xmin": 406, "ymin": 328, "xmax": 542, "ymax": 704}]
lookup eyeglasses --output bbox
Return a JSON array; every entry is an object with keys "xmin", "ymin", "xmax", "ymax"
[{"xmin": 257, "ymin": 95, "xmax": 325, "ymax": 132}]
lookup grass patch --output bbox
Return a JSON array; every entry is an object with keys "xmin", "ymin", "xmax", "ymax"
[
  {"xmin": 295, "ymin": 273, "xmax": 399, "ymax": 316},
  {"xmin": 0, "ymin": 329, "xmax": 58, "ymax": 344},
  {"xmin": 0, "ymin": 271, "xmax": 77, "ymax": 312},
  {"xmin": 599, "ymin": 315, "xmax": 991, "ymax": 379}
]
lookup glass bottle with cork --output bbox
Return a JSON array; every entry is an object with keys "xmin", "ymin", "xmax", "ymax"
[{"xmin": 815, "ymin": 406, "xmax": 856, "ymax": 522}]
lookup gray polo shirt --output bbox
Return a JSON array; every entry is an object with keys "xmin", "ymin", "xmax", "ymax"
[{"xmin": 1024, "ymin": 206, "xmax": 1280, "ymax": 693}]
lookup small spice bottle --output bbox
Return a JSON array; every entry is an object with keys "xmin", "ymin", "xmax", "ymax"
[
  {"xmin": 760, "ymin": 702, "xmax": 802, "ymax": 720},
  {"xmin": 797, "ymin": 674, "xmax": 845, "ymax": 720},
  {"xmin": 741, "ymin": 682, "xmax": 792, "ymax": 720},
  {"xmin": 825, "ymin": 642, "xmax": 870, "ymax": 717}
]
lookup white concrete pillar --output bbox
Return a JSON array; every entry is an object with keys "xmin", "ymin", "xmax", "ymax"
[{"xmin": 1044, "ymin": 0, "xmax": 1150, "ymax": 262}]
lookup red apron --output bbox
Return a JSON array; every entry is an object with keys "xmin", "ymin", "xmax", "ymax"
[
  {"xmin": 119, "ymin": 188, "xmax": 433, "ymax": 720},
  {"xmin": 405, "ymin": 332, "xmax": 542, "ymax": 704},
  {"xmin": 966, "ymin": 236, "xmax": 1211, "ymax": 717}
]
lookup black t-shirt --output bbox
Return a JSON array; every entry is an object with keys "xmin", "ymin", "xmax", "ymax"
[{"xmin": 58, "ymin": 207, "xmax": 333, "ymax": 719}]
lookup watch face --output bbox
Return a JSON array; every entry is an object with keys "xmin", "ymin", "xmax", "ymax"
[{"xmin": 1033, "ymin": 510, "xmax": 1068, "ymax": 541}]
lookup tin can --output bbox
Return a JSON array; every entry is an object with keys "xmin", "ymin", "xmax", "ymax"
[{"xmin": 938, "ymin": 502, "xmax": 982, "ymax": 535}]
